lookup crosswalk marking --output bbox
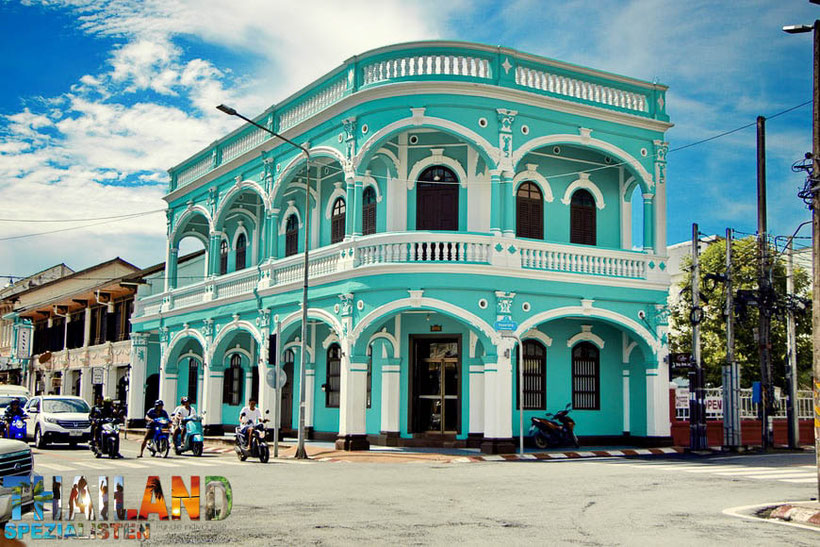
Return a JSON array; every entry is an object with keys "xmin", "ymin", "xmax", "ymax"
[
  {"xmin": 782, "ymin": 478, "xmax": 817, "ymax": 483},
  {"xmin": 69, "ymin": 461, "xmax": 114, "ymax": 470},
  {"xmin": 106, "ymin": 461, "xmax": 148, "ymax": 469},
  {"xmin": 589, "ymin": 459, "xmax": 819, "ymax": 485},
  {"xmin": 173, "ymin": 459, "xmax": 215, "ymax": 467},
  {"xmin": 746, "ymin": 473, "xmax": 816, "ymax": 480},
  {"xmin": 141, "ymin": 460, "xmax": 181, "ymax": 468},
  {"xmin": 35, "ymin": 463, "xmax": 74, "ymax": 471}
]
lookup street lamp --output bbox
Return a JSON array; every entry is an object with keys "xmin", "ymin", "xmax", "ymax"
[
  {"xmin": 782, "ymin": 16, "xmax": 819, "ymax": 500},
  {"xmin": 216, "ymin": 104, "xmax": 311, "ymax": 459}
]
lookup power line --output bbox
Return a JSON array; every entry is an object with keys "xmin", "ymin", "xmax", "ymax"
[{"xmin": 0, "ymin": 210, "xmax": 163, "ymax": 242}]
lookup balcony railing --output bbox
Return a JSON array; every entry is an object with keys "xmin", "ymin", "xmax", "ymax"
[
  {"xmin": 169, "ymin": 42, "xmax": 669, "ymax": 193},
  {"xmin": 674, "ymin": 387, "xmax": 814, "ymax": 421},
  {"xmin": 134, "ymin": 233, "xmax": 667, "ymax": 319}
]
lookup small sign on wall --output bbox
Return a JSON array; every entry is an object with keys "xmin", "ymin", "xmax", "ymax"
[{"xmin": 430, "ymin": 324, "xmax": 442, "ymax": 332}]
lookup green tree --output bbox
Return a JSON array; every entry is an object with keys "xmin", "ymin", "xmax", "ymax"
[{"xmin": 668, "ymin": 236, "xmax": 812, "ymax": 389}]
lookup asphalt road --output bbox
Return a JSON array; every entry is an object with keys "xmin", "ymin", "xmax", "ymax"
[{"xmin": 12, "ymin": 439, "xmax": 820, "ymax": 545}]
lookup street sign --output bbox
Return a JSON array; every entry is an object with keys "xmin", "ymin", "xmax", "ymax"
[
  {"xmin": 15, "ymin": 326, "xmax": 32, "ymax": 359},
  {"xmin": 494, "ymin": 319, "xmax": 518, "ymax": 332},
  {"xmin": 668, "ymin": 352, "xmax": 694, "ymax": 372},
  {"xmin": 91, "ymin": 367, "xmax": 104, "ymax": 385},
  {"xmin": 266, "ymin": 366, "xmax": 287, "ymax": 389}
]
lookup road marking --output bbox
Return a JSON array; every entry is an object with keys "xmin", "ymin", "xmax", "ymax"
[
  {"xmin": 35, "ymin": 463, "xmax": 74, "ymax": 471},
  {"xmin": 711, "ymin": 468, "xmax": 798, "ymax": 475},
  {"xmin": 746, "ymin": 473, "xmax": 816, "ymax": 480},
  {"xmin": 780, "ymin": 478, "xmax": 818, "ymax": 483},
  {"xmin": 106, "ymin": 461, "xmax": 148, "ymax": 469},
  {"xmin": 174, "ymin": 459, "xmax": 215, "ymax": 467},
  {"xmin": 141, "ymin": 460, "xmax": 180, "ymax": 467},
  {"xmin": 69, "ymin": 461, "xmax": 114, "ymax": 470}
]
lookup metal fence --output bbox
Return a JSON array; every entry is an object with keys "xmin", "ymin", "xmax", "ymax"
[{"xmin": 674, "ymin": 387, "xmax": 813, "ymax": 421}]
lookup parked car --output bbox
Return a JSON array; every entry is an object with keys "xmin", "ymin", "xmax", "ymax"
[
  {"xmin": 0, "ymin": 439, "xmax": 34, "ymax": 529},
  {"xmin": 24, "ymin": 396, "xmax": 91, "ymax": 449}
]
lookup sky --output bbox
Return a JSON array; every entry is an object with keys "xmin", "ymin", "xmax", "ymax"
[{"xmin": 0, "ymin": 0, "xmax": 817, "ymax": 279}]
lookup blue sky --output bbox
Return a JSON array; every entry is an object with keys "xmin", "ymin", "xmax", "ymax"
[{"xmin": 0, "ymin": 0, "xmax": 817, "ymax": 277}]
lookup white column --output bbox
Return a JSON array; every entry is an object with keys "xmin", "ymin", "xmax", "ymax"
[
  {"xmin": 468, "ymin": 360, "xmax": 485, "ymax": 436},
  {"xmin": 481, "ymin": 338, "xmax": 514, "ymax": 452},
  {"xmin": 336, "ymin": 337, "xmax": 369, "ymax": 450},
  {"xmin": 83, "ymin": 308, "xmax": 92, "ymax": 348},
  {"xmin": 78, "ymin": 368, "xmax": 93, "ymax": 405},
  {"xmin": 304, "ymin": 365, "xmax": 315, "ymax": 429},
  {"xmin": 622, "ymin": 368, "xmax": 630, "ymax": 434},
  {"xmin": 161, "ymin": 374, "xmax": 178, "ymax": 405},
  {"xmin": 58, "ymin": 371, "xmax": 67, "ymax": 396},
  {"xmin": 244, "ymin": 368, "xmax": 253, "ymax": 406},
  {"xmin": 621, "ymin": 198, "xmax": 632, "ymax": 250},
  {"xmin": 380, "ymin": 358, "xmax": 401, "ymax": 434},
  {"xmin": 204, "ymin": 370, "xmax": 223, "ymax": 426},
  {"xmin": 645, "ymin": 350, "xmax": 671, "ymax": 437},
  {"xmin": 104, "ymin": 366, "xmax": 117, "ymax": 400}
]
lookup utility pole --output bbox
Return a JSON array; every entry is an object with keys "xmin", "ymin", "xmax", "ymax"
[
  {"xmin": 786, "ymin": 238, "xmax": 799, "ymax": 449},
  {"xmin": 757, "ymin": 115, "xmax": 774, "ymax": 450},
  {"xmin": 722, "ymin": 228, "xmax": 741, "ymax": 449},
  {"xmin": 690, "ymin": 223, "xmax": 707, "ymax": 450}
]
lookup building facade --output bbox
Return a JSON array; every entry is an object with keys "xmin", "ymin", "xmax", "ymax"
[
  {"xmin": 131, "ymin": 41, "xmax": 673, "ymax": 452},
  {"xmin": 4, "ymin": 259, "xmax": 140, "ymax": 404}
]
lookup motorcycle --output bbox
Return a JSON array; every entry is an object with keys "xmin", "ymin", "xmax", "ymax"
[
  {"xmin": 234, "ymin": 410, "xmax": 270, "ymax": 463},
  {"xmin": 92, "ymin": 418, "xmax": 121, "ymax": 459},
  {"xmin": 174, "ymin": 415, "xmax": 204, "ymax": 457},
  {"xmin": 4, "ymin": 415, "xmax": 27, "ymax": 441},
  {"xmin": 146, "ymin": 416, "xmax": 171, "ymax": 458},
  {"xmin": 529, "ymin": 403, "xmax": 579, "ymax": 449}
]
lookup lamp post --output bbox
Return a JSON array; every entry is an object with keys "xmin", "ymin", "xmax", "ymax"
[
  {"xmin": 216, "ymin": 104, "xmax": 311, "ymax": 459},
  {"xmin": 782, "ymin": 14, "xmax": 819, "ymax": 500}
]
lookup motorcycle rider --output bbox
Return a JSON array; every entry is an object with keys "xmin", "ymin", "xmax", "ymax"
[
  {"xmin": 138, "ymin": 399, "xmax": 170, "ymax": 458},
  {"xmin": 2, "ymin": 398, "xmax": 26, "ymax": 438},
  {"xmin": 238, "ymin": 398, "xmax": 263, "ymax": 448},
  {"xmin": 89, "ymin": 397, "xmax": 121, "ymax": 457},
  {"xmin": 171, "ymin": 396, "xmax": 196, "ymax": 448}
]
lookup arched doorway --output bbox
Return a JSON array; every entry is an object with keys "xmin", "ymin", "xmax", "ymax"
[
  {"xmin": 416, "ymin": 166, "xmax": 458, "ymax": 231},
  {"xmin": 144, "ymin": 373, "xmax": 160, "ymax": 412},
  {"xmin": 281, "ymin": 349, "xmax": 295, "ymax": 431}
]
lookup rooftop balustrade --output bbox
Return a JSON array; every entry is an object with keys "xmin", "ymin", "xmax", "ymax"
[{"xmin": 168, "ymin": 41, "xmax": 668, "ymax": 194}]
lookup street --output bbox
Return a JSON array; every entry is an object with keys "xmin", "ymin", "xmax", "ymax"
[{"xmin": 12, "ymin": 440, "xmax": 819, "ymax": 545}]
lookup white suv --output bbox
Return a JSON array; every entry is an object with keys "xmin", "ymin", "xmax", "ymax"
[
  {"xmin": 0, "ymin": 439, "xmax": 34, "ymax": 528},
  {"xmin": 24, "ymin": 396, "xmax": 91, "ymax": 449}
]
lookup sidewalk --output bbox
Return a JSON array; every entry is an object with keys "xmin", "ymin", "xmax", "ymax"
[{"xmin": 768, "ymin": 502, "xmax": 820, "ymax": 527}]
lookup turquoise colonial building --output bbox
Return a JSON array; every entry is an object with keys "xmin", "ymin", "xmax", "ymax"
[{"xmin": 129, "ymin": 41, "xmax": 673, "ymax": 453}]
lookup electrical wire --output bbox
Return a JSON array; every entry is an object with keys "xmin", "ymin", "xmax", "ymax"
[
  {"xmin": 0, "ymin": 208, "xmax": 166, "ymax": 223},
  {"xmin": 0, "ymin": 209, "xmax": 163, "ymax": 242}
]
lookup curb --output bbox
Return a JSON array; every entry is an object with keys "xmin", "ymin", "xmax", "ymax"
[
  {"xmin": 317, "ymin": 446, "xmax": 684, "ymax": 463},
  {"xmin": 769, "ymin": 504, "xmax": 820, "ymax": 527}
]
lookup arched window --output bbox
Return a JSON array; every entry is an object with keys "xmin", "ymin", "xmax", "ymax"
[
  {"xmin": 235, "ymin": 232, "xmax": 247, "ymax": 271},
  {"xmin": 571, "ymin": 342, "xmax": 599, "ymax": 410},
  {"xmin": 187, "ymin": 358, "xmax": 199, "ymax": 404},
  {"xmin": 331, "ymin": 198, "xmax": 346, "ymax": 244},
  {"xmin": 516, "ymin": 182, "xmax": 543, "ymax": 239},
  {"xmin": 518, "ymin": 340, "xmax": 546, "ymax": 410},
  {"xmin": 362, "ymin": 186, "xmax": 377, "ymax": 236},
  {"xmin": 219, "ymin": 239, "xmax": 229, "ymax": 275},
  {"xmin": 416, "ymin": 166, "xmax": 458, "ymax": 231},
  {"xmin": 325, "ymin": 344, "xmax": 341, "ymax": 408},
  {"xmin": 285, "ymin": 214, "xmax": 299, "ymax": 257},
  {"xmin": 570, "ymin": 189, "xmax": 596, "ymax": 245},
  {"xmin": 223, "ymin": 354, "xmax": 243, "ymax": 406}
]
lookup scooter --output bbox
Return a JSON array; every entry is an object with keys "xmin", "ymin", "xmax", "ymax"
[
  {"xmin": 92, "ymin": 418, "xmax": 121, "ymax": 459},
  {"xmin": 529, "ymin": 403, "xmax": 579, "ymax": 449},
  {"xmin": 234, "ymin": 410, "xmax": 270, "ymax": 463},
  {"xmin": 174, "ymin": 415, "xmax": 204, "ymax": 457},
  {"xmin": 4, "ymin": 415, "xmax": 27, "ymax": 441},
  {"xmin": 146, "ymin": 416, "xmax": 171, "ymax": 458}
]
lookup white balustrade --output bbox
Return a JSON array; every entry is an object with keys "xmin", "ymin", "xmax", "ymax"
[
  {"xmin": 214, "ymin": 269, "xmax": 258, "ymax": 300},
  {"xmin": 222, "ymin": 127, "xmax": 270, "ymax": 164},
  {"xmin": 519, "ymin": 243, "xmax": 647, "ymax": 279},
  {"xmin": 515, "ymin": 66, "xmax": 649, "ymax": 114},
  {"xmin": 356, "ymin": 233, "xmax": 492, "ymax": 265},
  {"xmin": 278, "ymin": 77, "xmax": 348, "ymax": 132},
  {"xmin": 176, "ymin": 154, "xmax": 213, "ymax": 189},
  {"xmin": 362, "ymin": 54, "xmax": 492, "ymax": 86},
  {"xmin": 674, "ymin": 387, "xmax": 813, "ymax": 421}
]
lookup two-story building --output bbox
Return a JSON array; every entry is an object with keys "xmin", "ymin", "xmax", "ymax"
[{"xmin": 131, "ymin": 41, "xmax": 673, "ymax": 453}]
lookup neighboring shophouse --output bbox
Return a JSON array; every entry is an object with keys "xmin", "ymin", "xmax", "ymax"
[
  {"xmin": 4, "ymin": 258, "xmax": 140, "ymax": 404},
  {"xmin": 0, "ymin": 264, "xmax": 74, "ymax": 384},
  {"xmin": 131, "ymin": 41, "xmax": 673, "ymax": 453}
]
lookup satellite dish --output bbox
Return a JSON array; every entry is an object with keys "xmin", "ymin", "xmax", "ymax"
[{"xmin": 38, "ymin": 352, "xmax": 52, "ymax": 364}]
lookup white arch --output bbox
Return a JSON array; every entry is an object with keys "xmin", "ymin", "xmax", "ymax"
[
  {"xmin": 209, "ymin": 321, "xmax": 263, "ymax": 362},
  {"xmin": 171, "ymin": 206, "xmax": 213, "ymax": 246},
  {"xmin": 566, "ymin": 325, "xmax": 605, "ymax": 349},
  {"xmin": 361, "ymin": 173, "xmax": 383, "ymax": 203},
  {"xmin": 513, "ymin": 165, "xmax": 554, "ymax": 202},
  {"xmin": 368, "ymin": 328, "xmax": 399, "ymax": 359},
  {"xmin": 282, "ymin": 338, "xmax": 314, "ymax": 362},
  {"xmin": 354, "ymin": 113, "xmax": 499, "ymax": 171},
  {"xmin": 162, "ymin": 328, "xmax": 208, "ymax": 369},
  {"xmin": 273, "ymin": 147, "xmax": 346, "ymax": 205},
  {"xmin": 561, "ymin": 173, "xmax": 606, "ymax": 210},
  {"xmin": 522, "ymin": 328, "xmax": 553, "ymax": 347},
  {"xmin": 513, "ymin": 133, "xmax": 653, "ymax": 192},
  {"xmin": 224, "ymin": 346, "xmax": 252, "ymax": 365},
  {"xmin": 323, "ymin": 182, "xmax": 347, "ymax": 220},
  {"xmin": 351, "ymin": 296, "xmax": 499, "ymax": 347},
  {"xmin": 279, "ymin": 201, "xmax": 303, "ymax": 235},
  {"xmin": 279, "ymin": 308, "xmax": 344, "ymax": 340},
  {"xmin": 322, "ymin": 332, "xmax": 340, "ymax": 349},
  {"xmin": 407, "ymin": 149, "xmax": 468, "ymax": 190},
  {"xmin": 213, "ymin": 180, "xmax": 268, "ymax": 227},
  {"xmin": 231, "ymin": 222, "xmax": 249, "ymax": 250},
  {"xmin": 373, "ymin": 148, "xmax": 400, "ymax": 176},
  {"xmin": 514, "ymin": 306, "xmax": 658, "ymax": 354}
]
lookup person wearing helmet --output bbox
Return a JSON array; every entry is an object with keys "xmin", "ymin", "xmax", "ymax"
[
  {"xmin": 171, "ymin": 396, "xmax": 196, "ymax": 449},
  {"xmin": 139, "ymin": 399, "xmax": 169, "ymax": 458},
  {"xmin": 89, "ymin": 397, "xmax": 117, "ymax": 453},
  {"xmin": 2, "ymin": 398, "xmax": 26, "ymax": 439}
]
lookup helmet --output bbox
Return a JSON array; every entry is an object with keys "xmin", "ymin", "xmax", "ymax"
[
  {"xmin": 103, "ymin": 397, "xmax": 113, "ymax": 404},
  {"xmin": 154, "ymin": 399, "xmax": 164, "ymax": 407},
  {"xmin": 9, "ymin": 398, "xmax": 19, "ymax": 406},
  {"xmin": 180, "ymin": 396, "xmax": 189, "ymax": 404}
]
